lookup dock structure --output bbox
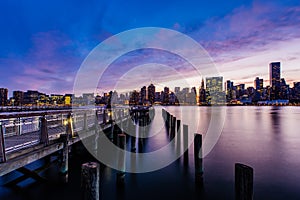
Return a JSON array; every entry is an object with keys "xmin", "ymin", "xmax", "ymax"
[{"xmin": 0, "ymin": 107, "xmax": 130, "ymax": 183}]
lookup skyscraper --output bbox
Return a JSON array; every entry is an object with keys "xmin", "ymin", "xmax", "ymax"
[
  {"xmin": 206, "ymin": 76, "xmax": 225, "ymax": 105},
  {"xmin": 163, "ymin": 87, "xmax": 169, "ymax": 105},
  {"xmin": 13, "ymin": 90, "xmax": 24, "ymax": 106},
  {"xmin": 254, "ymin": 77, "xmax": 263, "ymax": 90},
  {"xmin": 269, "ymin": 62, "xmax": 281, "ymax": 99},
  {"xmin": 147, "ymin": 84, "xmax": 155, "ymax": 104},
  {"xmin": 140, "ymin": 86, "xmax": 147, "ymax": 104},
  {"xmin": 225, "ymin": 80, "xmax": 234, "ymax": 102},
  {"xmin": 199, "ymin": 79, "xmax": 206, "ymax": 105},
  {"xmin": 0, "ymin": 88, "xmax": 8, "ymax": 106}
]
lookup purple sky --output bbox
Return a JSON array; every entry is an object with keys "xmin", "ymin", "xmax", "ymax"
[{"xmin": 1, "ymin": 0, "xmax": 300, "ymax": 96}]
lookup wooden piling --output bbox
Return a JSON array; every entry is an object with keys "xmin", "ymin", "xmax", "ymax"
[
  {"xmin": 183, "ymin": 124, "xmax": 189, "ymax": 162},
  {"xmin": 117, "ymin": 134, "xmax": 126, "ymax": 185},
  {"xmin": 235, "ymin": 163, "xmax": 254, "ymax": 200},
  {"xmin": 59, "ymin": 133, "xmax": 69, "ymax": 183},
  {"xmin": 39, "ymin": 116, "xmax": 49, "ymax": 146},
  {"xmin": 176, "ymin": 119, "xmax": 181, "ymax": 136},
  {"xmin": 165, "ymin": 111, "xmax": 170, "ymax": 129},
  {"xmin": 94, "ymin": 113, "xmax": 99, "ymax": 157},
  {"xmin": 171, "ymin": 116, "xmax": 176, "ymax": 139},
  {"xmin": 194, "ymin": 133, "xmax": 203, "ymax": 184},
  {"xmin": 130, "ymin": 120, "xmax": 136, "ymax": 152},
  {"xmin": 81, "ymin": 162, "xmax": 100, "ymax": 200},
  {"xmin": 103, "ymin": 109, "xmax": 106, "ymax": 124},
  {"xmin": 0, "ymin": 124, "xmax": 6, "ymax": 163}
]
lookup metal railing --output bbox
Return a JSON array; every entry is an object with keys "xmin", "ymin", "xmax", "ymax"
[{"xmin": 0, "ymin": 107, "xmax": 130, "ymax": 163}]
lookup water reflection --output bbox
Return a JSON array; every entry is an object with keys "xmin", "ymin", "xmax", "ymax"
[{"xmin": 270, "ymin": 106, "xmax": 281, "ymax": 134}]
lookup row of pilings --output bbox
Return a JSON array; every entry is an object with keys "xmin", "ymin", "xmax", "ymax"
[{"xmin": 80, "ymin": 107, "xmax": 253, "ymax": 200}]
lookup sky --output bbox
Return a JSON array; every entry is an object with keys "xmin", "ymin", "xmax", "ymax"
[{"xmin": 1, "ymin": 0, "xmax": 300, "ymax": 96}]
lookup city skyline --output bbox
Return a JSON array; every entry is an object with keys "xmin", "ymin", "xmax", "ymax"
[
  {"xmin": 1, "ymin": 60, "xmax": 300, "ymax": 107},
  {"xmin": 1, "ymin": 60, "xmax": 300, "ymax": 98},
  {"xmin": 1, "ymin": 1, "xmax": 300, "ymax": 96}
]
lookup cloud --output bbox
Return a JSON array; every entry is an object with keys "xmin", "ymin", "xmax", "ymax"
[
  {"xmin": 179, "ymin": 2, "xmax": 300, "ymax": 87},
  {"xmin": 187, "ymin": 2, "xmax": 300, "ymax": 59},
  {"xmin": 2, "ymin": 30, "xmax": 82, "ymax": 95}
]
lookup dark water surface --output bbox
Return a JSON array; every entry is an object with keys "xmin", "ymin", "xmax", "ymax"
[{"xmin": 1, "ymin": 106, "xmax": 300, "ymax": 200}]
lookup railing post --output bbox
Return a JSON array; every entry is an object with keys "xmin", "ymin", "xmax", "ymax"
[
  {"xmin": 84, "ymin": 112, "xmax": 88, "ymax": 131},
  {"xmin": 61, "ymin": 113, "xmax": 64, "ymax": 126},
  {"xmin": 39, "ymin": 116, "xmax": 49, "ymax": 146},
  {"xmin": 0, "ymin": 124, "xmax": 6, "ymax": 163},
  {"xmin": 66, "ymin": 112, "xmax": 74, "ymax": 138},
  {"xmin": 103, "ymin": 109, "xmax": 106, "ymax": 124},
  {"xmin": 94, "ymin": 110, "xmax": 99, "ymax": 129},
  {"xmin": 15, "ymin": 117, "xmax": 22, "ymax": 135}
]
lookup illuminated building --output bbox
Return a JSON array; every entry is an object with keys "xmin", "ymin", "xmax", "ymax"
[
  {"xmin": 163, "ymin": 87, "xmax": 169, "ymax": 105},
  {"xmin": 13, "ymin": 90, "xmax": 24, "ymax": 106},
  {"xmin": 206, "ymin": 76, "xmax": 225, "ymax": 105},
  {"xmin": 199, "ymin": 79, "xmax": 206, "ymax": 105},
  {"xmin": 269, "ymin": 62, "xmax": 281, "ymax": 100},
  {"xmin": 0, "ymin": 88, "xmax": 8, "ymax": 106},
  {"xmin": 147, "ymin": 84, "xmax": 155, "ymax": 104}
]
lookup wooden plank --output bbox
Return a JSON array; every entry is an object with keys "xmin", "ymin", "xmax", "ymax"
[
  {"xmin": 17, "ymin": 167, "xmax": 47, "ymax": 182},
  {"xmin": 0, "ymin": 142, "xmax": 64, "ymax": 176},
  {"xmin": 4, "ymin": 158, "xmax": 56, "ymax": 186}
]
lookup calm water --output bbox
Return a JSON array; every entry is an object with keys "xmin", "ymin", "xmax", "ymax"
[{"xmin": 1, "ymin": 106, "xmax": 300, "ymax": 200}]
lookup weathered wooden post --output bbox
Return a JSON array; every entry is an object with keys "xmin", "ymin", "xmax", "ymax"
[
  {"xmin": 171, "ymin": 116, "xmax": 176, "ymax": 139},
  {"xmin": 235, "ymin": 163, "xmax": 254, "ymax": 200},
  {"xmin": 131, "ymin": 122, "xmax": 136, "ymax": 152},
  {"xmin": 165, "ymin": 111, "xmax": 170, "ymax": 131},
  {"xmin": 0, "ymin": 124, "xmax": 6, "ymax": 163},
  {"xmin": 83, "ymin": 112, "xmax": 88, "ymax": 131},
  {"xmin": 117, "ymin": 134, "xmax": 126, "ymax": 185},
  {"xmin": 194, "ymin": 133, "xmax": 203, "ymax": 185},
  {"xmin": 59, "ymin": 133, "xmax": 69, "ymax": 183},
  {"xmin": 94, "ymin": 113, "xmax": 100, "ymax": 157},
  {"xmin": 183, "ymin": 124, "xmax": 189, "ymax": 162},
  {"xmin": 113, "ymin": 125, "xmax": 120, "ymax": 145},
  {"xmin": 176, "ymin": 119, "xmax": 181, "ymax": 136},
  {"xmin": 102, "ymin": 109, "xmax": 106, "ymax": 124},
  {"xmin": 120, "ymin": 109, "xmax": 124, "ymax": 131},
  {"xmin": 66, "ymin": 112, "xmax": 74, "ymax": 138},
  {"xmin": 39, "ymin": 116, "xmax": 49, "ymax": 146},
  {"xmin": 176, "ymin": 119, "xmax": 181, "ymax": 152},
  {"xmin": 81, "ymin": 162, "xmax": 100, "ymax": 200},
  {"xmin": 168, "ymin": 114, "xmax": 173, "ymax": 135},
  {"xmin": 60, "ymin": 113, "xmax": 64, "ymax": 126},
  {"xmin": 138, "ymin": 118, "xmax": 144, "ymax": 150}
]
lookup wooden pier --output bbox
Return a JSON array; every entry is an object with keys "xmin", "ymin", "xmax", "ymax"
[{"xmin": 0, "ymin": 107, "xmax": 130, "ymax": 183}]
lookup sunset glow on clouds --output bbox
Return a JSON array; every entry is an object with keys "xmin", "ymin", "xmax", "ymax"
[{"xmin": 0, "ymin": 0, "xmax": 300, "ymax": 96}]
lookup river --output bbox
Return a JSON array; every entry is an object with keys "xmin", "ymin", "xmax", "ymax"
[{"xmin": 1, "ymin": 106, "xmax": 300, "ymax": 199}]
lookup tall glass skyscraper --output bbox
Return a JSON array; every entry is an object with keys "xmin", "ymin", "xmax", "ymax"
[{"xmin": 269, "ymin": 62, "xmax": 281, "ymax": 99}]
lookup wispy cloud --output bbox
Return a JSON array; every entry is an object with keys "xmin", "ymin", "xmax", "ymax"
[{"xmin": 2, "ymin": 31, "xmax": 81, "ymax": 94}]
